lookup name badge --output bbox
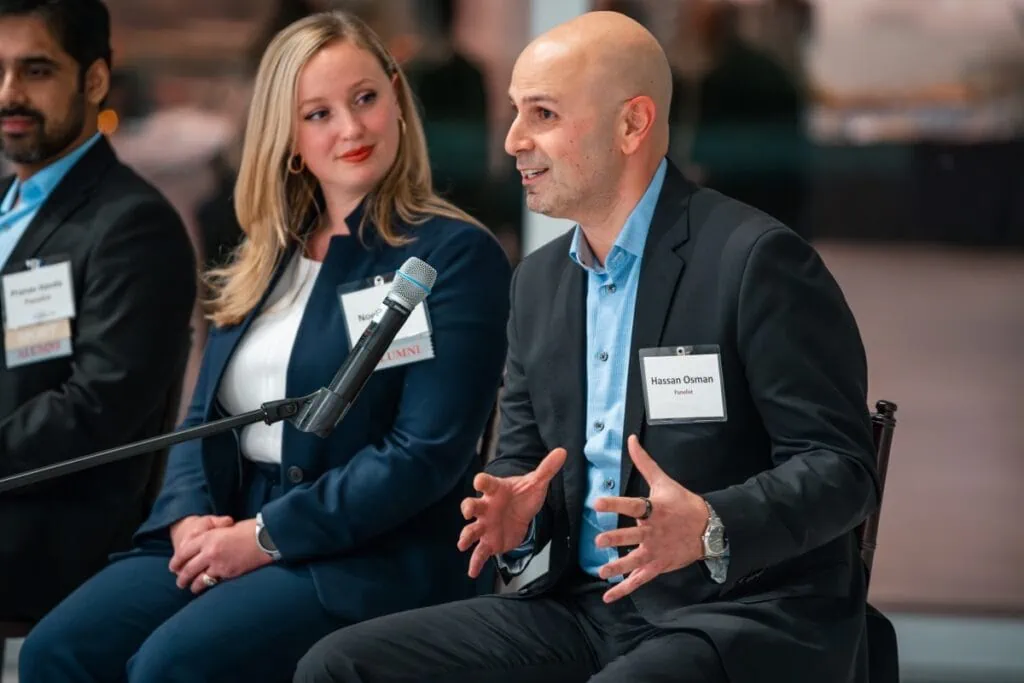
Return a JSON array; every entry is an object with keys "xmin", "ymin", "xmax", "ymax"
[
  {"xmin": 338, "ymin": 273, "xmax": 435, "ymax": 371},
  {"xmin": 2, "ymin": 259, "xmax": 76, "ymax": 368},
  {"xmin": 2, "ymin": 260, "xmax": 76, "ymax": 330},
  {"xmin": 639, "ymin": 345, "xmax": 727, "ymax": 424}
]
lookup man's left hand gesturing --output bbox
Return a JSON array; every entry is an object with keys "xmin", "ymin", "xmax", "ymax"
[{"xmin": 594, "ymin": 435, "xmax": 711, "ymax": 604}]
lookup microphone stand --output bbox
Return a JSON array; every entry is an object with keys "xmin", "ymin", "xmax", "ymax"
[{"xmin": 0, "ymin": 387, "xmax": 344, "ymax": 494}]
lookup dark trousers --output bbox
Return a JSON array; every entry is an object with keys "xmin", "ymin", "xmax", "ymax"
[
  {"xmin": 19, "ymin": 462, "xmax": 348, "ymax": 683},
  {"xmin": 295, "ymin": 571, "xmax": 727, "ymax": 683}
]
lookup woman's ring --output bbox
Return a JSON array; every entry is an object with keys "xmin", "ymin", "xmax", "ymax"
[{"xmin": 201, "ymin": 573, "xmax": 218, "ymax": 588}]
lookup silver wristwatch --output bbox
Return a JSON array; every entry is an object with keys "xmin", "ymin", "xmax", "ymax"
[
  {"xmin": 701, "ymin": 500, "xmax": 728, "ymax": 559},
  {"xmin": 255, "ymin": 512, "xmax": 282, "ymax": 561}
]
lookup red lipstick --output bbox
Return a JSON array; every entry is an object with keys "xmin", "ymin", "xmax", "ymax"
[{"xmin": 341, "ymin": 145, "xmax": 374, "ymax": 163}]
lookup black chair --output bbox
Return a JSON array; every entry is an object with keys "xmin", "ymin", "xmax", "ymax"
[
  {"xmin": 478, "ymin": 375, "xmax": 504, "ymax": 466},
  {"xmin": 861, "ymin": 400, "xmax": 900, "ymax": 683}
]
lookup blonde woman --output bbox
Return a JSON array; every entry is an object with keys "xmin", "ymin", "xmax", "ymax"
[{"xmin": 21, "ymin": 11, "xmax": 511, "ymax": 683}]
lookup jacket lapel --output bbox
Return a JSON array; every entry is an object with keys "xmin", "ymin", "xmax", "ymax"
[
  {"xmin": 203, "ymin": 245, "xmax": 297, "ymax": 415},
  {"xmin": 546, "ymin": 251, "xmax": 587, "ymax": 539},
  {"xmin": 619, "ymin": 163, "xmax": 697, "ymax": 491},
  {"xmin": 4, "ymin": 137, "xmax": 115, "ymax": 266}
]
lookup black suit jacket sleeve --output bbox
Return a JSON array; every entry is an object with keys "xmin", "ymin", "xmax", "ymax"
[
  {"xmin": 704, "ymin": 226, "xmax": 879, "ymax": 583},
  {"xmin": 0, "ymin": 202, "xmax": 196, "ymax": 474},
  {"xmin": 487, "ymin": 265, "xmax": 556, "ymax": 550}
]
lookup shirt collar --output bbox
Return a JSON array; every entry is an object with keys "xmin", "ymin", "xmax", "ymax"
[
  {"xmin": 569, "ymin": 157, "xmax": 668, "ymax": 274},
  {"xmin": 2, "ymin": 133, "xmax": 103, "ymax": 212}
]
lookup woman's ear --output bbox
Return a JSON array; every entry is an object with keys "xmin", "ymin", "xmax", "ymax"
[{"xmin": 390, "ymin": 73, "xmax": 407, "ymax": 111}]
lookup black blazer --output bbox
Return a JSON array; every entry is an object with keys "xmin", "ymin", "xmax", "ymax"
[
  {"xmin": 0, "ymin": 137, "xmax": 197, "ymax": 620},
  {"xmin": 491, "ymin": 161, "xmax": 880, "ymax": 683}
]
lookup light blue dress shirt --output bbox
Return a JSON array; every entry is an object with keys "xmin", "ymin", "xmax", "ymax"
[
  {"xmin": 570, "ymin": 158, "xmax": 666, "ymax": 579},
  {"xmin": 0, "ymin": 133, "xmax": 103, "ymax": 271}
]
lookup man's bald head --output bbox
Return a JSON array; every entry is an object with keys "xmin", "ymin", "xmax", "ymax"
[
  {"xmin": 518, "ymin": 11, "xmax": 673, "ymax": 140},
  {"xmin": 505, "ymin": 11, "xmax": 674, "ymax": 229}
]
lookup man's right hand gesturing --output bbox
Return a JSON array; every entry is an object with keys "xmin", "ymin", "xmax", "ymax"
[{"xmin": 458, "ymin": 447, "xmax": 567, "ymax": 578}]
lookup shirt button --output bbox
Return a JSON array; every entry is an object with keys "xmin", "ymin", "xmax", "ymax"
[
  {"xmin": 598, "ymin": 351, "xmax": 609, "ymax": 362},
  {"xmin": 594, "ymin": 421, "xmax": 604, "ymax": 432},
  {"xmin": 286, "ymin": 466, "xmax": 304, "ymax": 484},
  {"xmin": 603, "ymin": 478, "xmax": 615, "ymax": 490},
  {"xmin": 608, "ymin": 284, "xmax": 617, "ymax": 294}
]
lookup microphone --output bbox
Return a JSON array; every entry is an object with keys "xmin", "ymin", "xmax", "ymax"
[
  {"xmin": 292, "ymin": 256, "xmax": 437, "ymax": 438},
  {"xmin": 0, "ymin": 256, "xmax": 436, "ymax": 494}
]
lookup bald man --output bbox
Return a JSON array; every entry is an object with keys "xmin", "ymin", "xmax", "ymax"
[{"xmin": 296, "ymin": 12, "xmax": 878, "ymax": 683}]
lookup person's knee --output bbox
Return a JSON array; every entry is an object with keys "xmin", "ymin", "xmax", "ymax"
[
  {"xmin": 293, "ymin": 633, "xmax": 360, "ymax": 683},
  {"xmin": 126, "ymin": 636, "xmax": 213, "ymax": 683},
  {"xmin": 19, "ymin": 614, "xmax": 85, "ymax": 681}
]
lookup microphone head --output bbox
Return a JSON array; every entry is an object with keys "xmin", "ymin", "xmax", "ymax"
[{"xmin": 389, "ymin": 257, "xmax": 437, "ymax": 310}]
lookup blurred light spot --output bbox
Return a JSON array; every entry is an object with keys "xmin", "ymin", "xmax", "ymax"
[{"xmin": 98, "ymin": 109, "xmax": 119, "ymax": 135}]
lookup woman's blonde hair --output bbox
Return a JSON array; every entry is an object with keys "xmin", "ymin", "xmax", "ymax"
[{"xmin": 205, "ymin": 10, "xmax": 484, "ymax": 327}]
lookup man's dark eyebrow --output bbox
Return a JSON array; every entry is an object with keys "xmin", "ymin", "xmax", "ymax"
[{"xmin": 17, "ymin": 55, "xmax": 60, "ymax": 69}]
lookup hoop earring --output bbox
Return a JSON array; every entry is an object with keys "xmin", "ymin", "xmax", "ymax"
[{"xmin": 288, "ymin": 155, "xmax": 305, "ymax": 174}]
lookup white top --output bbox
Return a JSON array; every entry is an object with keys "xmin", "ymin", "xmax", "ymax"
[{"xmin": 217, "ymin": 252, "xmax": 322, "ymax": 464}]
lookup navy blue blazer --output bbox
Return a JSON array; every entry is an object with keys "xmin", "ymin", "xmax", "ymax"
[{"xmin": 134, "ymin": 205, "xmax": 512, "ymax": 623}]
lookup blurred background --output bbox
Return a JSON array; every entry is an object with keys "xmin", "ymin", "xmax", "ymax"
[{"xmin": 4, "ymin": 0, "xmax": 1022, "ymax": 680}]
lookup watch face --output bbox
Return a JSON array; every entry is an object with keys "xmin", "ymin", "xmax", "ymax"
[
  {"xmin": 707, "ymin": 531, "xmax": 726, "ymax": 555},
  {"xmin": 258, "ymin": 526, "xmax": 276, "ymax": 552},
  {"xmin": 704, "ymin": 528, "xmax": 729, "ymax": 557}
]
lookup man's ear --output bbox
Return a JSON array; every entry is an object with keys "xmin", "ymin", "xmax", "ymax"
[
  {"xmin": 620, "ymin": 95, "xmax": 656, "ymax": 155},
  {"xmin": 83, "ymin": 60, "xmax": 110, "ymax": 108}
]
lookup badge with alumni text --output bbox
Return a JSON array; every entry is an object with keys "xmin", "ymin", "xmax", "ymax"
[
  {"xmin": 337, "ymin": 272, "xmax": 434, "ymax": 371},
  {"xmin": 639, "ymin": 345, "xmax": 727, "ymax": 424}
]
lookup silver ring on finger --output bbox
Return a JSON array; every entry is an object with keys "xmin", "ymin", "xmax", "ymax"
[{"xmin": 201, "ymin": 573, "xmax": 219, "ymax": 588}]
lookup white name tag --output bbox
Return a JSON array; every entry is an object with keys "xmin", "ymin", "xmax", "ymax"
[
  {"xmin": 339, "ymin": 276, "xmax": 434, "ymax": 371},
  {"xmin": 639, "ymin": 346, "xmax": 727, "ymax": 424},
  {"xmin": 2, "ymin": 261, "xmax": 76, "ymax": 330}
]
